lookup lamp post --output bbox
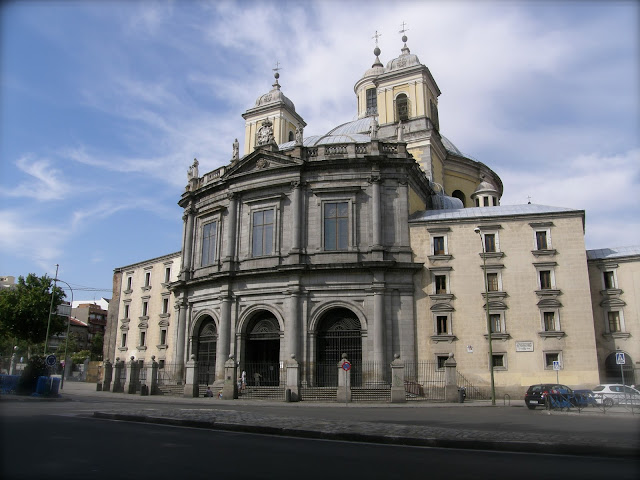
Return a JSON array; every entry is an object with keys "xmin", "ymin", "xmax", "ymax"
[
  {"xmin": 44, "ymin": 264, "xmax": 60, "ymax": 355},
  {"xmin": 54, "ymin": 278, "xmax": 73, "ymax": 390},
  {"xmin": 474, "ymin": 227, "xmax": 496, "ymax": 405}
]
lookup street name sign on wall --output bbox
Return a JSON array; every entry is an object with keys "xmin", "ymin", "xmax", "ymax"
[{"xmin": 515, "ymin": 341, "xmax": 534, "ymax": 352}]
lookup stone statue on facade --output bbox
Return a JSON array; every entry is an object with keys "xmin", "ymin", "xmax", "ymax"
[
  {"xmin": 369, "ymin": 117, "xmax": 379, "ymax": 140},
  {"xmin": 232, "ymin": 138, "xmax": 239, "ymax": 161},
  {"xmin": 187, "ymin": 158, "xmax": 199, "ymax": 181},
  {"xmin": 396, "ymin": 121, "xmax": 405, "ymax": 142},
  {"xmin": 295, "ymin": 125, "xmax": 303, "ymax": 145},
  {"xmin": 257, "ymin": 118, "xmax": 274, "ymax": 146}
]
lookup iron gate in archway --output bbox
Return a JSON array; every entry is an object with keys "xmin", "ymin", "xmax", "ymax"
[{"xmin": 315, "ymin": 309, "xmax": 362, "ymax": 387}]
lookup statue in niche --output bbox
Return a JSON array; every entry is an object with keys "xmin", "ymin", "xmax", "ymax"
[
  {"xmin": 232, "ymin": 138, "xmax": 239, "ymax": 161},
  {"xmin": 257, "ymin": 118, "xmax": 274, "ymax": 146},
  {"xmin": 369, "ymin": 117, "xmax": 379, "ymax": 140},
  {"xmin": 295, "ymin": 125, "xmax": 303, "ymax": 145},
  {"xmin": 187, "ymin": 158, "xmax": 199, "ymax": 181}
]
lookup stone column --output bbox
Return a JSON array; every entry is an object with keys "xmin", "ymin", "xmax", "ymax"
[
  {"xmin": 221, "ymin": 355, "xmax": 238, "ymax": 400},
  {"xmin": 286, "ymin": 354, "xmax": 300, "ymax": 402},
  {"xmin": 223, "ymin": 193, "xmax": 237, "ymax": 270},
  {"xmin": 337, "ymin": 354, "xmax": 352, "ymax": 403},
  {"xmin": 181, "ymin": 206, "xmax": 195, "ymax": 281},
  {"xmin": 216, "ymin": 294, "xmax": 232, "ymax": 382},
  {"xmin": 148, "ymin": 356, "xmax": 159, "ymax": 395},
  {"xmin": 372, "ymin": 274, "xmax": 386, "ymax": 369},
  {"xmin": 102, "ymin": 360, "xmax": 113, "ymax": 392},
  {"xmin": 444, "ymin": 353, "xmax": 459, "ymax": 403},
  {"xmin": 286, "ymin": 284, "xmax": 300, "ymax": 360},
  {"xmin": 289, "ymin": 181, "xmax": 302, "ymax": 260},
  {"xmin": 124, "ymin": 356, "xmax": 139, "ymax": 394},
  {"xmin": 175, "ymin": 296, "xmax": 188, "ymax": 382},
  {"xmin": 183, "ymin": 354, "xmax": 199, "ymax": 397},
  {"xmin": 390, "ymin": 354, "xmax": 406, "ymax": 403},
  {"xmin": 112, "ymin": 358, "xmax": 124, "ymax": 393}
]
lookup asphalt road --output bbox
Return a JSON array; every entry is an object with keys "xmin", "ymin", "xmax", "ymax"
[{"xmin": 2, "ymin": 413, "xmax": 639, "ymax": 480}]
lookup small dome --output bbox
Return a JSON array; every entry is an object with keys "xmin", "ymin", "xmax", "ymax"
[
  {"xmin": 473, "ymin": 180, "xmax": 498, "ymax": 195},
  {"xmin": 386, "ymin": 36, "xmax": 421, "ymax": 72},
  {"xmin": 255, "ymin": 87, "xmax": 296, "ymax": 112},
  {"xmin": 430, "ymin": 192, "xmax": 464, "ymax": 210},
  {"xmin": 441, "ymin": 136, "xmax": 463, "ymax": 156}
]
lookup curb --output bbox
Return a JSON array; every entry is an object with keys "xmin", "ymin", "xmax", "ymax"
[{"xmin": 92, "ymin": 412, "xmax": 638, "ymax": 459}]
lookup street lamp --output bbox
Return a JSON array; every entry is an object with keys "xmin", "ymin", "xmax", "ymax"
[
  {"xmin": 474, "ymin": 227, "xmax": 496, "ymax": 405},
  {"xmin": 53, "ymin": 278, "xmax": 73, "ymax": 390}
]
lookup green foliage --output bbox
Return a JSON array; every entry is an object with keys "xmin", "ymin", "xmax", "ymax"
[
  {"xmin": 90, "ymin": 333, "xmax": 104, "ymax": 361},
  {"xmin": 72, "ymin": 350, "xmax": 91, "ymax": 365},
  {"xmin": 0, "ymin": 274, "xmax": 67, "ymax": 346},
  {"xmin": 17, "ymin": 355, "xmax": 47, "ymax": 395},
  {"xmin": 56, "ymin": 332, "xmax": 80, "ymax": 358}
]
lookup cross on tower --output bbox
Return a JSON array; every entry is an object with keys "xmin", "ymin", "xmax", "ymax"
[
  {"xmin": 273, "ymin": 61, "xmax": 282, "ymax": 74},
  {"xmin": 399, "ymin": 21, "xmax": 409, "ymax": 35},
  {"xmin": 372, "ymin": 30, "xmax": 382, "ymax": 46}
]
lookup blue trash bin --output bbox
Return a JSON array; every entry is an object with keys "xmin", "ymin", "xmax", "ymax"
[
  {"xmin": 35, "ymin": 376, "xmax": 51, "ymax": 395},
  {"xmin": 50, "ymin": 377, "xmax": 61, "ymax": 395}
]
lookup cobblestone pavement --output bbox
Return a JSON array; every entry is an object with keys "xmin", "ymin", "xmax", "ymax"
[{"xmin": 5, "ymin": 382, "xmax": 639, "ymax": 458}]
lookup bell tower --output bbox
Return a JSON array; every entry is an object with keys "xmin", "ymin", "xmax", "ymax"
[{"xmin": 241, "ymin": 64, "xmax": 306, "ymax": 155}]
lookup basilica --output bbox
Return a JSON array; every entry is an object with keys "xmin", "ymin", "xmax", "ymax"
[{"xmin": 104, "ymin": 33, "xmax": 638, "ymax": 398}]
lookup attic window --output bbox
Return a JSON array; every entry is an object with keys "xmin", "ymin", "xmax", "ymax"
[{"xmin": 288, "ymin": 131, "xmax": 294, "ymax": 142}]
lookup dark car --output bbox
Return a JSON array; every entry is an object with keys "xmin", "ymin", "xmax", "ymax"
[{"xmin": 524, "ymin": 384, "xmax": 573, "ymax": 410}]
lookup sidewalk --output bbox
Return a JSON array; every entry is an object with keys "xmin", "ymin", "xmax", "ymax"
[{"xmin": 10, "ymin": 382, "xmax": 640, "ymax": 458}]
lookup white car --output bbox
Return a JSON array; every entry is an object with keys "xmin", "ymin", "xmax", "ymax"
[{"xmin": 592, "ymin": 384, "xmax": 640, "ymax": 407}]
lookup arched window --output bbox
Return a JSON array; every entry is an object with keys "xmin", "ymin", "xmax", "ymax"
[
  {"xmin": 452, "ymin": 190, "xmax": 466, "ymax": 207},
  {"xmin": 288, "ymin": 131, "xmax": 294, "ymax": 142},
  {"xmin": 366, "ymin": 88, "xmax": 377, "ymax": 116},
  {"xmin": 396, "ymin": 93, "xmax": 409, "ymax": 121}
]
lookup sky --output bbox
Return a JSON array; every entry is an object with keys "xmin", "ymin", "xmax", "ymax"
[{"xmin": 1, "ymin": 0, "xmax": 638, "ymax": 299}]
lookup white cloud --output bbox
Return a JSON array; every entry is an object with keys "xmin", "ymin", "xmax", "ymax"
[{"xmin": 0, "ymin": 155, "xmax": 69, "ymax": 201}]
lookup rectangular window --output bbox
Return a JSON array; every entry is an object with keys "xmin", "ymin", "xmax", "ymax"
[
  {"xmin": 603, "ymin": 271, "xmax": 615, "ymax": 289},
  {"xmin": 484, "ymin": 234, "xmax": 496, "ymax": 253},
  {"xmin": 539, "ymin": 270, "xmax": 552, "ymax": 290},
  {"xmin": 607, "ymin": 311, "xmax": 621, "ymax": 332},
  {"xmin": 437, "ymin": 355, "xmax": 449, "ymax": 369},
  {"xmin": 144, "ymin": 272, "xmax": 150, "ymax": 287},
  {"xmin": 121, "ymin": 333, "xmax": 127, "ymax": 348},
  {"xmin": 490, "ymin": 313, "xmax": 502, "ymax": 333},
  {"xmin": 536, "ymin": 231, "xmax": 548, "ymax": 250},
  {"xmin": 126, "ymin": 276, "xmax": 132, "ymax": 290},
  {"xmin": 124, "ymin": 304, "xmax": 130, "ymax": 319},
  {"xmin": 366, "ymin": 87, "xmax": 377, "ymax": 114},
  {"xmin": 436, "ymin": 316, "xmax": 448, "ymax": 335},
  {"xmin": 433, "ymin": 236, "xmax": 445, "ymax": 255},
  {"xmin": 201, "ymin": 221, "xmax": 218, "ymax": 266},
  {"xmin": 162, "ymin": 298, "xmax": 169, "ymax": 314},
  {"xmin": 160, "ymin": 329, "xmax": 167, "ymax": 346},
  {"xmin": 164, "ymin": 267, "xmax": 171, "ymax": 283},
  {"xmin": 487, "ymin": 272, "xmax": 499, "ymax": 292},
  {"xmin": 483, "ymin": 197, "xmax": 489, "ymax": 207},
  {"xmin": 543, "ymin": 312, "xmax": 557, "ymax": 331},
  {"xmin": 492, "ymin": 354, "xmax": 505, "ymax": 368},
  {"xmin": 545, "ymin": 352, "xmax": 560, "ymax": 369},
  {"xmin": 252, "ymin": 209, "xmax": 274, "ymax": 256},
  {"xmin": 324, "ymin": 202, "xmax": 349, "ymax": 251},
  {"xmin": 140, "ymin": 331, "xmax": 146, "ymax": 347},
  {"xmin": 142, "ymin": 301, "xmax": 148, "ymax": 317},
  {"xmin": 434, "ymin": 275, "xmax": 447, "ymax": 294}
]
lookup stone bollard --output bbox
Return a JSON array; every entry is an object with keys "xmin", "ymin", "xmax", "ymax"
[
  {"xmin": 102, "ymin": 360, "xmax": 113, "ymax": 392},
  {"xmin": 390, "ymin": 354, "xmax": 406, "ymax": 403},
  {"xmin": 148, "ymin": 356, "xmax": 159, "ymax": 395},
  {"xmin": 183, "ymin": 355, "xmax": 199, "ymax": 398},
  {"xmin": 220, "ymin": 355, "xmax": 238, "ymax": 400},
  {"xmin": 336, "ymin": 353, "xmax": 352, "ymax": 403},
  {"xmin": 124, "ymin": 356, "xmax": 139, "ymax": 394},
  {"xmin": 444, "ymin": 353, "xmax": 459, "ymax": 403}
]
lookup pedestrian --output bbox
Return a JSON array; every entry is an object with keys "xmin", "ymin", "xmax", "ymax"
[
  {"xmin": 241, "ymin": 370, "xmax": 246, "ymax": 390},
  {"xmin": 237, "ymin": 376, "xmax": 242, "ymax": 391},
  {"xmin": 253, "ymin": 371, "xmax": 262, "ymax": 386},
  {"xmin": 205, "ymin": 386, "xmax": 213, "ymax": 397}
]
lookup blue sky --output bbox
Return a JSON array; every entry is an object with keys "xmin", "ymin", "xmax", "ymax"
[{"xmin": 1, "ymin": 0, "xmax": 638, "ymax": 298}]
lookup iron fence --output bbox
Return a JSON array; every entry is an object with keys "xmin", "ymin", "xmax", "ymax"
[
  {"xmin": 456, "ymin": 371, "xmax": 488, "ymax": 400},
  {"xmin": 239, "ymin": 362, "xmax": 285, "ymax": 400},
  {"xmin": 197, "ymin": 362, "xmax": 216, "ymax": 386},
  {"xmin": 156, "ymin": 363, "xmax": 183, "ymax": 386},
  {"xmin": 403, "ymin": 362, "xmax": 445, "ymax": 401}
]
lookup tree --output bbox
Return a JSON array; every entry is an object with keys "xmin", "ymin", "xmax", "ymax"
[
  {"xmin": 0, "ymin": 274, "xmax": 67, "ymax": 347},
  {"xmin": 90, "ymin": 333, "xmax": 104, "ymax": 361}
]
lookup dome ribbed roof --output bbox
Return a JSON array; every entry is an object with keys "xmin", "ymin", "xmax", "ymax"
[{"xmin": 255, "ymin": 87, "xmax": 295, "ymax": 112}]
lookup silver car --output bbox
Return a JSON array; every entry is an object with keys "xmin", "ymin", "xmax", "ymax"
[{"xmin": 592, "ymin": 384, "xmax": 640, "ymax": 407}]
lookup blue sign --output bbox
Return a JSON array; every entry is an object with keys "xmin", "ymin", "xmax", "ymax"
[
  {"xmin": 45, "ymin": 354, "xmax": 56, "ymax": 366},
  {"xmin": 552, "ymin": 360, "xmax": 561, "ymax": 370},
  {"xmin": 342, "ymin": 361, "xmax": 351, "ymax": 371},
  {"xmin": 616, "ymin": 352, "xmax": 626, "ymax": 365}
]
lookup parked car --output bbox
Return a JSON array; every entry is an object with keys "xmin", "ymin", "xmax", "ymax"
[
  {"xmin": 572, "ymin": 389, "xmax": 597, "ymax": 407},
  {"xmin": 524, "ymin": 384, "xmax": 573, "ymax": 410},
  {"xmin": 592, "ymin": 384, "xmax": 640, "ymax": 407}
]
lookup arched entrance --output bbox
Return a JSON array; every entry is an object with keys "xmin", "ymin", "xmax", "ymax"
[
  {"xmin": 196, "ymin": 317, "xmax": 217, "ymax": 385},
  {"xmin": 315, "ymin": 308, "xmax": 362, "ymax": 387},
  {"xmin": 604, "ymin": 352, "xmax": 635, "ymax": 385},
  {"xmin": 244, "ymin": 311, "xmax": 281, "ymax": 386}
]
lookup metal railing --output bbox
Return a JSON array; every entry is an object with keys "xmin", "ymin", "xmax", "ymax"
[{"xmin": 404, "ymin": 362, "xmax": 445, "ymax": 401}]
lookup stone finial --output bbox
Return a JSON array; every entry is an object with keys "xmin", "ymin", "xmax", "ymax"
[
  {"xmin": 341, "ymin": 352, "xmax": 348, "ymax": 359},
  {"xmin": 449, "ymin": 352, "xmax": 454, "ymax": 358},
  {"xmin": 394, "ymin": 353, "xmax": 400, "ymax": 360},
  {"xmin": 130, "ymin": 356, "xmax": 135, "ymax": 361},
  {"xmin": 187, "ymin": 158, "xmax": 199, "ymax": 181},
  {"xmin": 190, "ymin": 354, "xmax": 196, "ymax": 361},
  {"xmin": 151, "ymin": 355, "xmax": 155, "ymax": 361},
  {"xmin": 290, "ymin": 354, "xmax": 296, "ymax": 359}
]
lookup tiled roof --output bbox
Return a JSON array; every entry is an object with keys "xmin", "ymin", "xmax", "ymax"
[
  {"xmin": 410, "ymin": 204, "xmax": 582, "ymax": 222},
  {"xmin": 587, "ymin": 246, "xmax": 640, "ymax": 260}
]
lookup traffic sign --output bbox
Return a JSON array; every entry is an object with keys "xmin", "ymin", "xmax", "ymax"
[
  {"xmin": 553, "ymin": 360, "xmax": 561, "ymax": 371},
  {"xmin": 616, "ymin": 352, "xmax": 626, "ymax": 365},
  {"xmin": 45, "ymin": 354, "xmax": 56, "ymax": 367},
  {"xmin": 342, "ymin": 361, "xmax": 351, "ymax": 371}
]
